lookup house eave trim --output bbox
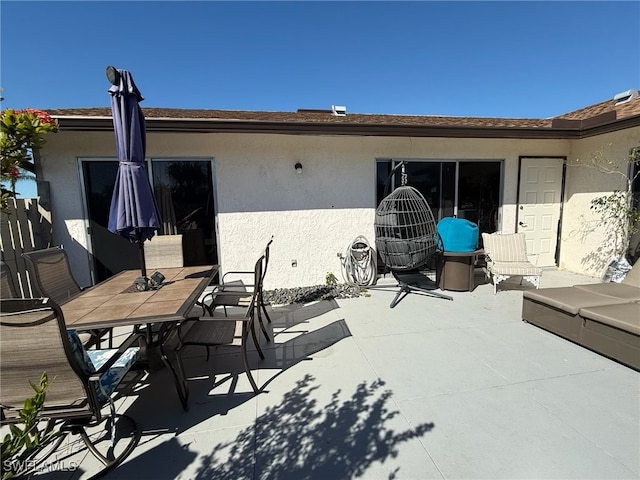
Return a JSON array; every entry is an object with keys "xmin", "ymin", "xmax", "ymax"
[{"xmin": 53, "ymin": 115, "xmax": 640, "ymax": 139}]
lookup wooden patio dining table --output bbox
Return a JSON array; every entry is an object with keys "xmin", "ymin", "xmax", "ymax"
[{"xmin": 61, "ymin": 265, "xmax": 220, "ymax": 409}]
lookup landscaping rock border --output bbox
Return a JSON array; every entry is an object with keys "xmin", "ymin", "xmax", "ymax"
[{"xmin": 263, "ymin": 283, "xmax": 367, "ymax": 305}]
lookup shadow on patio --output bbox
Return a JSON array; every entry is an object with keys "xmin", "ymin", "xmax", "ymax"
[
  {"xmin": 121, "ymin": 299, "xmax": 353, "ymax": 432},
  {"xmin": 111, "ymin": 374, "xmax": 435, "ymax": 480}
]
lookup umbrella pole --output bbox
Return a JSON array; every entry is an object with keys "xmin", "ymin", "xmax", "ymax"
[
  {"xmin": 139, "ymin": 241, "xmax": 147, "ymax": 279},
  {"xmin": 135, "ymin": 228, "xmax": 149, "ymax": 291}
]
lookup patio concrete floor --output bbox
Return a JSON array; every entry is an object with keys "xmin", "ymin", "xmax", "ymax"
[{"xmin": 35, "ymin": 268, "xmax": 639, "ymax": 479}]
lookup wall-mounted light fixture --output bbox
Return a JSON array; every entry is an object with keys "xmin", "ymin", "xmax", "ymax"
[{"xmin": 294, "ymin": 162, "xmax": 303, "ymax": 174}]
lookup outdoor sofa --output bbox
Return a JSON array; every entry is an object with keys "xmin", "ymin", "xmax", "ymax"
[{"xmin": 522, "ymin": 261, "xmax": 640, "ymax": 371}]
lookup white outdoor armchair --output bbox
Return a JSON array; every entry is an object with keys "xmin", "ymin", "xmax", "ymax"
[{"xmin": 482, "ymin": 232, "xmax": 542, "ymax": 294}]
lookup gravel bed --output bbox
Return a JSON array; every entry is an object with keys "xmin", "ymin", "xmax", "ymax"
[{"xmin": 263, "ymin": 283, "xmax": 369, "ymax": 305}]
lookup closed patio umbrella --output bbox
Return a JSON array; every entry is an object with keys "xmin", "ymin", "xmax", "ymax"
[{"xmin": 106, "ymin": 66, "xmax": 161, "ymax": 289}]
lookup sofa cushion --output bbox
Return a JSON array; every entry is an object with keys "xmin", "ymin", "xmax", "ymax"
[
  {"xmin": 523, "ymin": 287, "xmax": 629, "ymax": 316},
  {"xmin": 573, "ymin": 283, "xmax": 640, "ymax": 301},
  {"xmin": 578, "ymin": 303, "xmax": 640, "ymax": 336}
]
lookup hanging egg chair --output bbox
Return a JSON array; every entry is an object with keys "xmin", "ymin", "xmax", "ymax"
[
  {"xmin": 373, "ymin": 162, "xmax": 452, "ymax": 307},
  {"xmin": 375, "ymin": 184, "xmax": 437, "ymax": 271}
]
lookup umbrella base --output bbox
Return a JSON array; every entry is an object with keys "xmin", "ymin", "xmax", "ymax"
[{"xmin": 135, "ymin": 276, "xmax": 150, "ymax": 291}]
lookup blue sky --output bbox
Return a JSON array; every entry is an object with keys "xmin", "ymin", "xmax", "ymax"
[
  {"xmin": 2, "ymin": 1, "xmax": 639, "ymax": 118},
  {"xmin": 1, "ymin": 1, "xmax": 639, "ymax": 196}
]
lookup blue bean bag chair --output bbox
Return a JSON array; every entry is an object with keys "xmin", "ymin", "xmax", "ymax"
[{"xmin": 436, "ymin": 217, "xmax": 479, "ymax": 252}]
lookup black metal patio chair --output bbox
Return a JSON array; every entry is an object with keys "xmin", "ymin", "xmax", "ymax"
[
  {"xmin": 165, "ymin": 253, "xmax": 266, "ymax": 410},
  {"xmin": 200, "ymin": 236, "xmax": 273, "ymax": 342}
]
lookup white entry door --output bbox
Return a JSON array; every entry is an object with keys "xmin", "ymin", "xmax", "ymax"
[{"xmin": 517, "ymin": 157, "xmax": 564, "ymax": 266}]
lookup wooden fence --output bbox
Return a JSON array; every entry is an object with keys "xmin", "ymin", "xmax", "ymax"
[{"xmin": 0, "ymin": 198, "xmax": 53, "ymax": 297}]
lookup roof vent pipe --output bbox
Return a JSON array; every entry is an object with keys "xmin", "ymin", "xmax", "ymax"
[
  {"xmin": 332, "ymin": 105, "xmax": 347, "ymax": 116},
  {"xmin": 613, "ymin": 89, "xmax": 638, "ymax": 105}
]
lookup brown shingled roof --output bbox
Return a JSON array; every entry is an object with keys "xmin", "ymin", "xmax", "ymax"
[
  {"xmin": 46, "ymin": 106, "xmax": 552, "ymax": 128},
  {"xmin": 554, "ymin": 90, "xmax": 640, "ymax": 121},
  {"xmin": 45, "ymin": 89, "xmax": 640, "ymax": 139}
]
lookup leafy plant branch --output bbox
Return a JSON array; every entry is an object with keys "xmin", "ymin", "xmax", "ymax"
[
  {"xmin": 0, "ymin": 108, "xmax": 58, "ymax": 212},
  {"xmin": 1, "ymin": 373, "xmax": 57, "ymax": 480},
  {"xmin": 574, "ymin": 144, "xmax": 640, "ymax": 259}
]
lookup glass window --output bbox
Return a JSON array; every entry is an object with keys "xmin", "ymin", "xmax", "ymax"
[
  {"xmin": 457, "ymin": 162, "xmax": 501, "ymax": 234},
  {"xmin": 152, "ymin": 160, "xmax": 217, "ymax": 266},
  {"xmin": 375, "ymin": 159, "xmax": 501, "ymax": 236},
  {"xmin": 376, "ymin": 161, "xmax": 392, "ymax": 205},
  {"xmin": 441, "ymin": 163, "xmax": 456, "ymax": 219},
  {"xmin": 82, "ymin": 160, "xmax": 140, "ymax": 282},
  {"xmin": 401, "ymin": 162, "xmax": 442, "ymax": 214}
]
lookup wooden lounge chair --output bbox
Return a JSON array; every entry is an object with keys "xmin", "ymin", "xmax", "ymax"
[
  {"xmin": 0, "ymin": 298, "xmax": 144, "ymax": 478},
  {"xmin": 482, "ymin": 232, "xmax": 542, "ymax": 294}
]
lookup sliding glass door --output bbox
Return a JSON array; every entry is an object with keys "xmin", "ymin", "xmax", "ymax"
[
  {"xmin": 81, "ymin": 160, "xmax": 140, "ymax": 283},
  {"xmin": 376, "ymin": 159, "xmax": 502, "ymax": 236},
  {"xmin": 150, "ymin": 160, "xmax": 217, "ymax": 267},
  {"xmin": 81, "ymin": 158, "xmax": 217, "ymax": 283}
]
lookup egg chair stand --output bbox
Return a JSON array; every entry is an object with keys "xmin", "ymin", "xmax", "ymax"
[
  {"xmin": 373, "ymin": 162, "xmax": 453, "ymax": 308},
  {"xmin": 380, "ymin": 268, "xmax": 451, "ymax": 309}
]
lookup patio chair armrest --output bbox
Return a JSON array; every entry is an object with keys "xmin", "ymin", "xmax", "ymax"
[
  {"xmin": 198, "ymin": 277, "xmax": 255, "ymax": 309},
  {"xmin": 0, "ymin": 298, "xmax": 50, "ymax": 314},
  {"xmin": 189, "ymin": 313, "xmax": 251, "ymax": 323},
  {"xmin": 221, "ymin": 270, "xmax": 254, "ymax": 284},
  {"xmin": 92, "ymin": 332, "xmax": 146, "ymax": 376},
  {"xmin": 220, "ymin": 283, "xmax": 257, "ymax": 292}
]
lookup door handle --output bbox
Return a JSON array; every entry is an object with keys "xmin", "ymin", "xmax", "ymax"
[{"xmin": 519, "ymin": 221, "xmax": 528, "ymax": 228}]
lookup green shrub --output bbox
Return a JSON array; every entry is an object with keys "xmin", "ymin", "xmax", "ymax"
[{"xmin": 1, "ymin": 373, "xmax": 56, "ymax": 480}]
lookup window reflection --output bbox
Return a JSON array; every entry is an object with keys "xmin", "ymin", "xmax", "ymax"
[
  {"xmin": 153, "ymin": 160, "xmax": 217, "ymax": 266},
  {"xmin": 376, "ymin": 159, "xmax": 501, "ymax": 236}
]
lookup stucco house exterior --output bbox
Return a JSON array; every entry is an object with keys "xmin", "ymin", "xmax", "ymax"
[{"xmin": 35, "ymin": 89, "xmax": 640, "ymax": 289}]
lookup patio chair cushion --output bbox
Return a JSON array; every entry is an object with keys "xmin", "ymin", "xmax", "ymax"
[
  {"xmin": 87, "ymin": 348, "xmax": 140, "ymax": 403},
  {"xmin": 578, "ymin": 302, "xmax": 640, "ymax": 336},
  {"xmin": 489, "ymin": 261, "xmax": 543, "ymax": 276},
  {"xmin": 67, "ymin": 329, "xmax": 139, "ymax": 403},
  {"xmin": 483, "ymin": 233, "xmax": 530, "ymax": 262},
  {"xmin": 67, "ymin": 329, "xmax": 95, "ymax": 375},
  {"xmin": 524, "ymin": 287, "xmax": 630, "ymax": 316},
  {"xmin": 573, "ymin": 282, "xmax": 640, "ymax": 301}
]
